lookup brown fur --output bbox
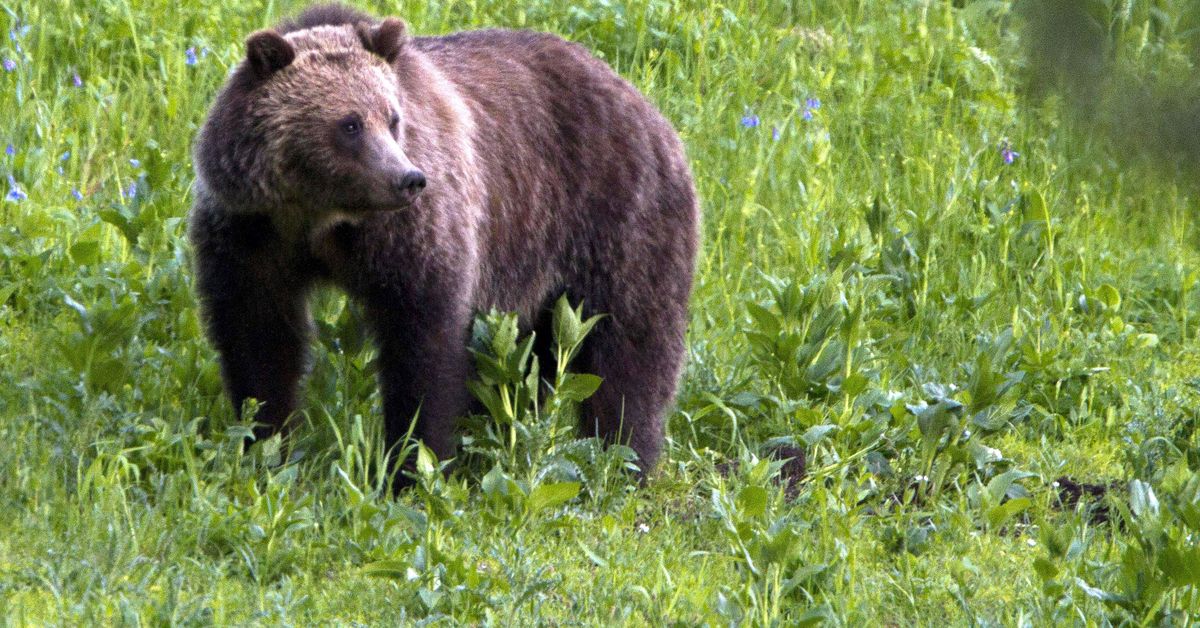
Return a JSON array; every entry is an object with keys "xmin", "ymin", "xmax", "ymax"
[{"xmin": 189, "ymin": 5, "xmax": 699, "ymax": 483}]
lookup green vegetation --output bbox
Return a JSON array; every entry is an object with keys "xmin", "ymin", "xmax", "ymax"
[{"xmin": 3, "ymin": 0, "xmax": 1200, "ymax": 623}]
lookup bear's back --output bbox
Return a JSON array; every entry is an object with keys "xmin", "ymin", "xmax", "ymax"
[
  {"xmin": 399, "ymin": 28, "xmax": 694, "ymax": 320},
  {"xmin": 411, "ymin": 29, "xmax": 645, "ymax": 113}
]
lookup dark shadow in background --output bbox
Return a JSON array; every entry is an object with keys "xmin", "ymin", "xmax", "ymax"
[{"xmin": 1017, "ymin": 0, "xmax": 1200, "ymax": 182}]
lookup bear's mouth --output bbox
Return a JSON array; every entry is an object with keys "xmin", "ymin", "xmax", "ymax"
[
  {"xmin": 342, "ymin": 197, "xmax": 416, "ymax": 213},
  {"xmin": 333, "ymin": 188, "xmax": 420, "ymax": 213},
  {"xmin": 357, "ymin": 177, "xmax": 426, "ymax": 212}
]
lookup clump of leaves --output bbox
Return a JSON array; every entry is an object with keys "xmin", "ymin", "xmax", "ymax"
[
  {"xmin": 744, "ymin": 271, "xmax": 870, "ymax": 404},
  {"xmin": 1033, "ymin": 460, "xmax": 1200, "ymax": 624},
  {"xmin": 707, "ymin": 453, "xmax": 834, "ymax": 626}
]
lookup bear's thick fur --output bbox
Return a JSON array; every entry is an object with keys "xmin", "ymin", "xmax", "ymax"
[{"xmin": 189, "ymin": 4, "xmax": 698, "ymax": 477}]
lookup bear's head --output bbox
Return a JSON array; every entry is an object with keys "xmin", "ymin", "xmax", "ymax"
[{"xmin": 195, "ymin": 18, "xmax": 426, "ymax": 224}]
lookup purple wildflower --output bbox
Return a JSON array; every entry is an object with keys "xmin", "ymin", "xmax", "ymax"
[
  {"xmin": 1001, "ymin": 142, "xmax": 1019, "ymax": 165},
  {"xmin": 2, "ymin": 59, "xmax": 15, "ymax": 72},
  {"xmin": 72, "ymin": 72, "xmax": 82, "ymax": 87},
  {"xmin": 798, "ymin": 96, "xmax": 822, "ymax": 122},
  {"xmin": 796, "ymin": 95, "xmax": 825, "ymax": 121},
  {"xmin": 124, "ymin": 181, "xmax": 138, "ymax": 199},
  {"xmin": 71, "ymin": 188, "xmax": 84, "ymax": 201},
  {"xmin": 186, "ymin": 47, "xmax": 198, "ymax": 66},
  {"xmin": 5, "ymin": 144, "xmax": 13, "ymax": 156},
  {"xmin": 129, "ymin": 158, "xmax": 141, "ymax": 168},
  {"xmin": 740, "ymin": 110, "xmax": 760, "ymax": 128},
  {"xmin": 60, "ymin": 151, "xmax": 70, "ymax": 161},
  {"xmin": 6, "ymin": 176, "xmax": 25, "ymax": 202},
  {"xmin": 771, "ymin": 126, "xmax": 781, "ymax": 141}
]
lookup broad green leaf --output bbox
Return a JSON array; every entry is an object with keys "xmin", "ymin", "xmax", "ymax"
[
  {"xmin": 968, "ymin": 440, "xmax": 1003, "ymax": 468},
  {"xmin": 556, "ymin": 373, "xmax": 603, "ymax": 402},
  {"xmin": 986, "ymin": 470, "xmax": 1035, "ymax": 504},
  {"xmin": 415, "ymin": 443, "xmax": 437, "ymax": 477},
  {"xmin": 553, "ymin": 295, "xmax": 581, "ymax": 349},
  {"xmin": 758, "ymin": 526, "xmax": 798, "ymax": 566},
  {"xmin": 746, "ymin": 301, "xmax": 781, "ymax": 337},
  {"xmin": 795, "ymin": 603, "xmax": 832, "ymax": 627},
  {"xmin": 481, "ymin": 464, "xmax": 510, "ymax": 498},
  {"xmin": 0, "ymin": 282, "xmax": 18, "ymax": 307},
  {"xmin": 69, "ymin": 240, "xmax": 101, "ymax": 265},
  {"xmin": 802, "ymin": 424, "xmax": 837, "ymax": 446},
  {"xmin": 1074, "ymin": 578, "xmax": 1123, "ymax": 603},
  {"xmin": 841, "ymin": 373, "xmax": 868, "ymax": 397},
  {"xmin": 985, "ymin": 497, "xmax": 1030, "ymax": 528},
  {"xmin": 491, "ymin": 313, "xmax": 519, "ymax": 358},
  {"xmin": 1129, "ymin": 480, "xmax": 1159, "ymax": 519},
  {"xmin": 1025, "ymin": 189, "xmax": 1048, "ymax": 222},
  {"xmin": 736, "ymin": 485, "xmax": 769, "ymax": 518},
  {"xmin": 1160, "ymin": 545, "xmax": 1200, "ymax": 587},
  {"xmin": 1033, "ymin": 557, "xmax": 1059, "ymax": 581},
  {"xmin": 1096, "ymin": 284, "xmax": 1120, "ymax": 310},
  {"xmin": 528, "ymin": 482, "xmax": 580, "ymax": 513}
]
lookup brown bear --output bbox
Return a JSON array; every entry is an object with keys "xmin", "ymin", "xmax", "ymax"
[{"xmin": 189, "ymin": 4, "xmax": 698, "ymax": 480}]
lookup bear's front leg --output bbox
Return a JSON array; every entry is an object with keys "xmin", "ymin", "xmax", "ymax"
[
  {"xmin": 190, "ymin": 201, "xmax": 315, "ymax": 440},
  {"xmin": 365, "ymin": 289, "xmax": 473, "ymax": 473}
]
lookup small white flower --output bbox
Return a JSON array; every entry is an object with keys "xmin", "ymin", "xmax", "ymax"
[
  {"xmin": 636, "ymin": 523, "xmax": 650, "ymax": 534},
  {"xmin": 1052, "ymin": 481, "xmax": 1060, "ymax": 488},
  {"xmin": 914, "ymin": 475, "xmax": 930, "ymax": 483},
  {"xmin": 1026, "ymin": 538, "xmax": 1037, "ymax": 547}
]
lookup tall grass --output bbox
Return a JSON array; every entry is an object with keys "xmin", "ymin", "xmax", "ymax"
[{"xmin": 1, "ymin": 0, "xmax": 1198, "ymax": 623}]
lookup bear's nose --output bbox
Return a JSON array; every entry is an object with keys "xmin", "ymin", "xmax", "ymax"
[{"xmin": 396, "ymin": 170, "xmax": 427, "ymax": 194}]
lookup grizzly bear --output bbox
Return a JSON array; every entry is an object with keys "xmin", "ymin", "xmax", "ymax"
[{"xmin": 189, "ymin": 4, "xmax": 698, "ymax": 480}]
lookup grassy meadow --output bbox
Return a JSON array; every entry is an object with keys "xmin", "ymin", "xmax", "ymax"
[{"xmin": 3, "ymin": 0, "xmax": 1200, "ymax": 623}]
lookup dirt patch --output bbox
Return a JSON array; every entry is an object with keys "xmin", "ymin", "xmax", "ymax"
[
  {"xmin": 714, "ymin": 444, "xmax": 808, "ymax": 499},
  {"xmin": 1053, "ymin": 476, "xmax": 1117, "ymax": 524},
  {"xmin": 765, "ymin": 444, "xmax": 808, "ymax": 500}
]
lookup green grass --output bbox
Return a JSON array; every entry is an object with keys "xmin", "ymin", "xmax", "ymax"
[{"xmin": 3, "ymin": 0, "xmax": 1200, "ymax": 624}]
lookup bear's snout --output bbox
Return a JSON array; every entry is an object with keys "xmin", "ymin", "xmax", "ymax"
[
  {"xmin": 391, "ymin": 169, "xmax": 427, "ymax": 204},
  {"xmin": 397, "ymin": 170, "xmax": 427, "ymax": 193}
]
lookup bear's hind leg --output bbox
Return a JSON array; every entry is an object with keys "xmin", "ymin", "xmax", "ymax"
[{"xmin": 577, "ymin": 313, "xmax": 687, "ymax": 473}]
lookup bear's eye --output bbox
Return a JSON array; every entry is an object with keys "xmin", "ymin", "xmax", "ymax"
[{"xmin": 339, "ymin": 115, "xmax": 363, "ymax": 137}]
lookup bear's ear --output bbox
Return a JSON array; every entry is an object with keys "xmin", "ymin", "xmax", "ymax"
[
  {"xmin": 357, "ymin": 18, "xmax": 408, "ymax": 64},
  {"xmin": 245, "ymin": 30, "xmax": 295, "ymax": 79}
]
